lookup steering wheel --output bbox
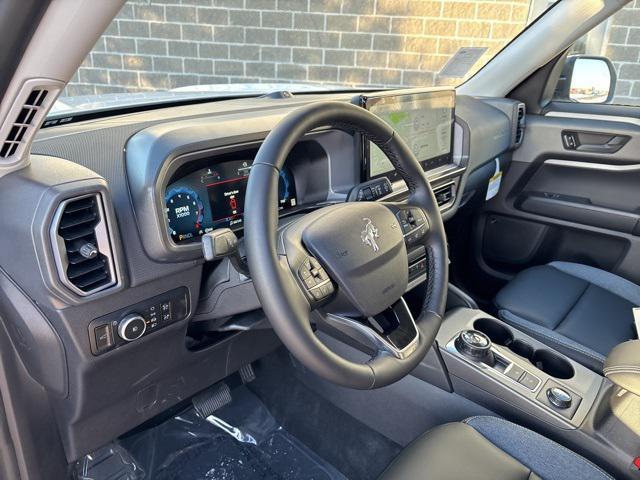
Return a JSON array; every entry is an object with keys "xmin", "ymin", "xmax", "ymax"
[{"xmin": 245, "ymin": 101, "xmax": 448, "ymax": 389}]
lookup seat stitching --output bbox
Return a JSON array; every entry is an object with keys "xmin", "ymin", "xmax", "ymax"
[
  {"xmin": 604, "ymin": 366, "xmax": 640, "ymax": 374},
  {"xmin": 501, "ymin": 313, "xmax": 605, "ymax": 363},
  {"xmin": 499, "ymin": 310, "xmax": 606, "ymax": 363},
  {"xmin": 499, "ymin": 310, "xmax": 605, "ymax": 361},
  {"xmin": 463, "ymin": 416, "xmax": 614, "ymax": 480},
  {"xmin": 552, "ymin": 283, "xmax": 590, "ymax": 331},
  {"xmin": 549, "ymin": 262, "xmax": 640, "ymax": 306}
]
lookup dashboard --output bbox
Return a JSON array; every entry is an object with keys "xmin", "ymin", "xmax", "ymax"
[
  {"xmin": 9, "ymin": 88, "xmax": 519, "ymax": 462},
  {"xmin": 161, "ymin": 89, "xmax": 459, "ymax": 247}
]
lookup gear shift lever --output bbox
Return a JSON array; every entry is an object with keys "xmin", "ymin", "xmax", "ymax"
[{"xmin": 455, "ymin": 330, "xmax": 495, "ymax": 365}]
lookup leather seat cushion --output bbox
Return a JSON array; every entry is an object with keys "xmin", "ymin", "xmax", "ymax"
[
  {"xmin": 379, "ymin": 416, "xmax": 612, "ymax": 480},
  {"xmin": 495, "ymin": 262, "xmax": 639, "ymax": 371}
]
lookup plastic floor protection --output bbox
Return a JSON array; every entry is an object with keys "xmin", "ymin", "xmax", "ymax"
[{"xmin": 74, "ymin": 386, "xmax": 348, "ymax": 480}]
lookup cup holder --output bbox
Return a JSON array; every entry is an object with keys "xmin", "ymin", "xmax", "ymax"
[
  {"xmin": 472, "ymin": 317, "xmax": 575, "ymax": 380},
  {"xmin": 507, "ymin": 339, "xmax": 534, "ymax": 361},
  {"xmin": 531, "ymin": 349, "xmax": 574, "ymax": 379},
  {"xmin": 473, "ymin": 318, "xmax": 513, "ymax": 346}
]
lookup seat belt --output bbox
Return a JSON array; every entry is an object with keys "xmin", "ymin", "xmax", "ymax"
[{"xmin": 634, "ymin": 308, "xmax": 640, "ymax": 338}]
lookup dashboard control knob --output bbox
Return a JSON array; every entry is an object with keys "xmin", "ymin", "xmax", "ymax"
[
  {"xmin": 546, "ymin": 387, "xmax": 572, "ymax": 409},
  {"xmin": 118, "ymin": 314, "xmax": 146, "ymax": 342},
  {"xmin": 455, "ymin": 330, "xmax": 493, "ymax": 361}
]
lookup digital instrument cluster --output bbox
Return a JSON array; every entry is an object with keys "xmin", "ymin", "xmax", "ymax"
[{"xmin": 165, "ymin": 158, "xmax": 297, "ymax": 244}]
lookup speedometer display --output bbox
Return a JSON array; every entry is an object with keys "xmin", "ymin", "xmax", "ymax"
[
  {"xmin": 165, "ymin": 188, "xmax": 204, "ymax": 243},
  {"xmin": 165, "ymin": 158, "xmax": 297, "ymax": 244}
]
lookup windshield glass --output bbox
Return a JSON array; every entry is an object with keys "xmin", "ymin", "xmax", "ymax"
[{"xmin": 54, "ymin": 0, "xmax": 551, "ymax": 117}]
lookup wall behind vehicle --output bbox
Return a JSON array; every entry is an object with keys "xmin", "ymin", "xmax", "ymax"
[
  {"xmin": 63, "ymin": 0, "xmax": 532, "ymax": 95},
  {"xmin": 588, "ymin": 0, "xmax": 640, "ymax": 106}
]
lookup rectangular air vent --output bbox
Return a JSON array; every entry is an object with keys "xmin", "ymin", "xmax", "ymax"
[
  {"xmin": 0, "ymin": 79, "xmax": 63, "ymax": 167},
  {"xmin": 434, "ymin": 183, "xmax": 455, "ymax": 208},
  {"xmin": 0, "ymin": 89, "xmax": 48, "ymax": 158},
  {"xmin": 514, "ymin": 103, "xmax": 526, "ymax": 147},
  {"xmin": 51, "ymin": 194, "xmax": 117, "ymax": 296}
]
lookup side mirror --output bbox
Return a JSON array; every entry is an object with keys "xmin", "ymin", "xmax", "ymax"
[{"xmin": 555, "ymin": 55, "xmax": 617, "ymax": 104}]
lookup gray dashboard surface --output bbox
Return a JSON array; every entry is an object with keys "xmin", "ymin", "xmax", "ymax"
[
  {"xmin": 31, "ymin": 93, "xmax": 512, "ymax": 281},
  {"xmin": 11, "ymin": 91, "xmax": 518, "ymax": 460},
  {"xmin": 31, "ymin": 94, "xmax": 355, "ymax": 286}
]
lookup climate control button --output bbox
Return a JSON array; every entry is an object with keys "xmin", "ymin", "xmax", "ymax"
[{"xmin": 118, "ymin": 314, "xmax": 147, "ymax": 342}]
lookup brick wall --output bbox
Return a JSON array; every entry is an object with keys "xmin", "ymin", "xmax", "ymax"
[
  {"xmin": 606, "ymin": 0, "xmax": 640, "ymax": 105},
  {"xmin": 65, "ymin": 0, "xmax": 532, "ymax": 97}
]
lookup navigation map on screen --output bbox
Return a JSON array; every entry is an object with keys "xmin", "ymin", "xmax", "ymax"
[{"xmin": 366, "ymin": 90, "xmax": 454, "ymax": 178}]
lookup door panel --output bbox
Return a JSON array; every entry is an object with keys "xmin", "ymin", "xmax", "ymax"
[{"xmin": 477, "ymin": 112, "xmax": 640, "ymax": 285}]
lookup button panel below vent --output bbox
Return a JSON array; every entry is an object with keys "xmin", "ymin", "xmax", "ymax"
[{"xmin": 51, "ymin": 194, "xmax": 117, "ymax": 296}]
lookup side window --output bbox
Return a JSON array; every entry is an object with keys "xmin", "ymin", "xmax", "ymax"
[{"xmin": 553, "ymin": 1, "xmax": 640, "ymax": 106}]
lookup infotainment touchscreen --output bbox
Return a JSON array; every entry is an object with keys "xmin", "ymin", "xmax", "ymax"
[{"xmin": 361, "ymin": 89, "xmax": 455, "ymax": 180}]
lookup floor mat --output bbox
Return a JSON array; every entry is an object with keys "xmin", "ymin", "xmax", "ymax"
[
  {"xmin": 248, "ymin": 350, "xmax": 402, "ymax": 480},
  {"xmin": 75, "ymin": 387, "xmax": 347, "ymax": 480}
]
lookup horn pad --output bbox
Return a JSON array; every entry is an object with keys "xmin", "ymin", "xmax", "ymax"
[{"xmin": 301, "ymin": 203, "xmax": 408, "ymax": 317}]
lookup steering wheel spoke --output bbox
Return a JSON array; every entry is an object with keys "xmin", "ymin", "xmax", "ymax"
[{"xmin": 318, "ymin": 297, "xmax": 420, "ymax": 360}]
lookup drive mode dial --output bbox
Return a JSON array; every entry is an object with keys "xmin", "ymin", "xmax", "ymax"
[
  {"xmin": 455, "ymin": 330, "xmax": 493, "ymax": 361},
  {"xmin": 118, "ymin": 314, "xmax": 146, "ymax": 341}
]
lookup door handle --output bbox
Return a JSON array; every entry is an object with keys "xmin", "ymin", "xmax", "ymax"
[{"xmin": 561, "ymin": 130, "xmax": 630, "ymax": 154}]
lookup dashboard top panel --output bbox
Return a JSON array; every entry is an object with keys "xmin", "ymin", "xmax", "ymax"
[{"xmin": 30, "ymin": 91, "xmax": 514, "ymax": 276}]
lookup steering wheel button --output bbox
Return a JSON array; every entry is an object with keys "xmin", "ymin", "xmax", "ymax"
[
  {"xmin": 299, "ymin": 268, "xmax": 311, "ymax": 280},
  {"xmin": 310, "ymin": 288, "xmax": 323, "ymax": 300}
]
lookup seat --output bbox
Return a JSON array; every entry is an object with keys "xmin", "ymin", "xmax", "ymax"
[
  {"xmin": 379, "ymin": 416, "xmax": 613, "ymax": 480},
  {"xmin": 495, "ymin": 261, "xmax": 639, "ymax": 372}
]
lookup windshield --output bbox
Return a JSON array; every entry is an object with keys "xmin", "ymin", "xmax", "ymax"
[{"xmin": 54, "ymin": 0, "xmax": 550, "ymax": 117}]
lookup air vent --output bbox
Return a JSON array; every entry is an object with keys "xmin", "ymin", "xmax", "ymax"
[
  {"xmin": 0, "ymin": 79, "xmax": 62, "ymax": 167},
  {"xmin": 434, "ymin": 183, "xmax": 455, "ymax": 208},
  {"xmin": 0, "ymin": 89, "xmax": 48, "ymax": 158},
  {"xmin": 514, "ymin": 103, "xmax": 526, "ymax": 147},
  {"xmin": 51, "ymin": 194, "xmax": 117, "ymax": 296}
]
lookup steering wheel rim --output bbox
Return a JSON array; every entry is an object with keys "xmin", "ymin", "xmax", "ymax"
[{"xmin": 245, "ymin": 101, "xmax": 448, "ymax": 389}]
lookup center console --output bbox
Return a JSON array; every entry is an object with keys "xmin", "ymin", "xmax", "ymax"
[
  {"xmin": 438, "ymin": 308, "xmax": 602, "ymax": 429},
  {"xmin": 437, "ymin": 308, "xmax": 640, "ymax": 479}
]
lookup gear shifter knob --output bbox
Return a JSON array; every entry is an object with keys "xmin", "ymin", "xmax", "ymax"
[{"xmin": 455, "ymin": 330, "xmax": 494, "ymax": 363}]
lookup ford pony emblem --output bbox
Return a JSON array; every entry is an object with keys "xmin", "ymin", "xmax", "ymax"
[{"xmin": 361, "ymin": 218, "xmax": 380, "ymax": 252}]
